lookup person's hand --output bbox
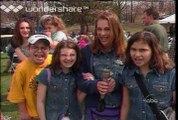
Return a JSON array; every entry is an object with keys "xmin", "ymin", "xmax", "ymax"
[
  {"xmin": 107, "ymin": 78, "xmax": 116, "ymax": 93},
  {"xmin": 43, "ymin": 31, "xmax": 51, "ymax": 38},
  {"xmin": 82, "ymin": 72, "xmax": 94, "ymax": 80},
  {"xmin": 97, "ymin": 81, "xmax": 109, "ymax": 95},
  {"xmin": 97, "ymin": 78, "xmax": 115, "ymax": 95},
  {"xmin": 19, "ymin": 111, "xmax": 31, "ymax": 120},
  {"xmin": 51, "ymin": 41, "xmax": 59, "ymax": 49}
]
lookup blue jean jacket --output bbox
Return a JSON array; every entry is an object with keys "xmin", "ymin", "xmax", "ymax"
[
  {"xmin": 78, "ymin": 45, "xmax": 124, "ymax": 109},
  {"xmin": 36, "ymin": 69, "xmax": 82, "ymax": 120},
  {"xmin": 121, "ymin": 66, "xmax": 175, "ymax": 120}
]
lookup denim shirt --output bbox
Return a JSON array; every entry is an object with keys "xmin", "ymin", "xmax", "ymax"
[
  {"xmin": 121, "ymin": 66, "xmax": 175, "ymax": 120},
  {"xmin": 92, "ymin": 50, "xmax": 124, "ymax": 108},
  {"xmin": 36, "ymin": 68, "xmax": 82, "ymax": 120},
  {"xmin": 79, "ymin": 45, "xmax": 124, "ymax": 108}
]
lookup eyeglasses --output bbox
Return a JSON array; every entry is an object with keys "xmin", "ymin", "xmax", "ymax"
[{"xmin": 30, "ymin": 45, "xmax": 49, "ymax": 52}]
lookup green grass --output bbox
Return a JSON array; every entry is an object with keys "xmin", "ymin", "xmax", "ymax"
[
  {"xmin": 122, "ymin": 23, "xmax": 144, "ymax": 34},
  {"xmin": 1, "ymin": 53, "xmax": 19, "ymax": 120},
  {"xmin": 67, "ymin": 23, "xmax": 144, "ymax": 35}
]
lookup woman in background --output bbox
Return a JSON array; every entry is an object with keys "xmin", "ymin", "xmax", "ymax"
[
  {"xmin": 3, "ymin": 18, "xmax": 34, "ymax": 73},
  {"xmin": 11, "ymin": 18, "xmax": 35, "ymax": 61}
]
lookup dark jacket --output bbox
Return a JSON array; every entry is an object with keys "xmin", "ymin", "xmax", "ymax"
[{"xmin": 77, "ymin": 45, "xmax": 124, "ymax": 108}]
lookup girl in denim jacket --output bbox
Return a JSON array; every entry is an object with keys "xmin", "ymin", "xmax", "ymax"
[
  {"xmin": 36, "ymin": 40, "xmax": 84, "ymax": 120},
  {"xmin": 121, "ymin": 31, "xmax": 175, "ymax": 120},
  {"xmin": 77, "ymin": 10, "xmax": 129, "ymax": 120}
]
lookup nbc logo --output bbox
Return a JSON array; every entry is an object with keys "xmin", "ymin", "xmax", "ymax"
[{"xmin": 0, "ymin": 5, "xmax": 23, "ymax": 13}]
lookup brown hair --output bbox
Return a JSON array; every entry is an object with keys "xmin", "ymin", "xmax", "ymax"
[
  {"xmin": 144, "ymin": 7, "xmax": 159, "ymax": 20},
  {"xmin": 91, "ymin": 10, "xmax": 127, "ymax": 60},
  {"xmin": 49, "ymin": 40, "xmax": 82, "ymax": 74},
  {"xmin": 125, "ymin": 31, "xmax": 174, "ymax": 74},
  {"xmin": 12, "ymin": 18, "xmax": 34, "ymax": 47}
]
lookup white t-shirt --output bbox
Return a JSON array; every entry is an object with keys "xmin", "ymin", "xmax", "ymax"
[{"xmin": 52, "ymin": 31, "xmax": 67, "ymax": 42}]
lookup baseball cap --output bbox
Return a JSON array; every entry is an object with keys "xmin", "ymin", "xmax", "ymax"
[{"xmin": 28, "ymin": 34, "xmax": 52, "ymax": 45}]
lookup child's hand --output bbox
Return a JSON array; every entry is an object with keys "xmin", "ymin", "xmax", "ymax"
[
  {"xmin": 50, "ymin": 40, "xmax": 59, "ymax": 49},
  {"xmin": 82, "ymin": 72, "xmax": 94, "ymax": 80},
  {"xmin": 43, "ymin": 31, "xmax": 51, "ymax": 38}
]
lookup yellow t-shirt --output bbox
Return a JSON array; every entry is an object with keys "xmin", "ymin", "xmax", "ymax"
[{"xmin": 7, "ymin": 55, "xmax": 52, "ymax": 118}]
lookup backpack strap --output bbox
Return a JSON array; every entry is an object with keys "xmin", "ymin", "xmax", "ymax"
[{"xmin": 46, "ymin": 68, "xmax": 51, "ymax": 85}]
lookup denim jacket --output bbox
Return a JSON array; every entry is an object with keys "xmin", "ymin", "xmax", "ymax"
[
  {"xmin": 121, "ymin": 66, "xmax": 175, "ymax": 120},
  {"xmin": 78, "ymin": 45, "xmax": 124, "ymax": 108},
  {"xmin": 36, "ymin": 68, "xmax": 82, "ymax": 120}
]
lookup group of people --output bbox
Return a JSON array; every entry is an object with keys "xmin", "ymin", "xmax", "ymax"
[{"xmin": 4, "ymin": 7, "xmax": 175, "ymax": 120}]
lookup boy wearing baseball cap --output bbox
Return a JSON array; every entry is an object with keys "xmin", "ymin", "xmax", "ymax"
[{"xmin": 7, "ymin": 34, "xmax": 52, "ymax": 120}]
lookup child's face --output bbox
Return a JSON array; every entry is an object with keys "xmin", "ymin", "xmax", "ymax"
[
  {"xmin": 59, "ymin": 48, "xmax": 77, "ymax": 72},
  {"xmin": 44, "ymin": 24, "xmax": 58, "ymax": 34},
  {"xmin": 130, "ymin": 40, "xmax": 152, "ymax": 69},
  {"xmin": 28, "ymin": 41, "xmax": 50, "ymax": 65},
  {"xmin": 19, "ymin": 21, "xmax": 30, "ymax": 39}
]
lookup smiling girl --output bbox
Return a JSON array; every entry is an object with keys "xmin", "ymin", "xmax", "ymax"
[
  {"xmin": 77, "ymin": 10, "xmax": 128, "ymax": 120},
  {"xmin": 36, "ymin": 40, "xmax": 82, "ymax": 120},
  {"xmin": 11, "ymin": 18, "xmax": 35, "ymax": 61}
]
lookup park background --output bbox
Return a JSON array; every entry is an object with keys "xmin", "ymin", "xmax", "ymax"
[{"xmin": 0, "ymin": 0, "xmax": 175, "ymax": 119}]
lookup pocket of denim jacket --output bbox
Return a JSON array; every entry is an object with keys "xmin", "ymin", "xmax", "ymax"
[
  {"xmin": 152, "ymin": 81, "xmax": 169, "ymax": 92},
  {"xmin": 49, "ymin": 82, "xmax": 62, "ymax": 91},
  {"xmin": 126, "ymin": 80, "xmax": 138, "ymax": 89}
]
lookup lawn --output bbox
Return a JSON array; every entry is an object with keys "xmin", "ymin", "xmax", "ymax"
[
  {"xmin": 122, "ymin": 23, "xmax": 144, "ymax": 34},
  {"xmin": 67, "ymin": 23, "xmax": 144, "ymax": 35},
  {"xmin": 1, "ymin": 53, "xmax": 19, "ymax": 120}
]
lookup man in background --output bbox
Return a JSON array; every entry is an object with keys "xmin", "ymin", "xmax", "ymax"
[{"xmin": 143, "ymin": 7, "xmax": 168, "ymax": 53}]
